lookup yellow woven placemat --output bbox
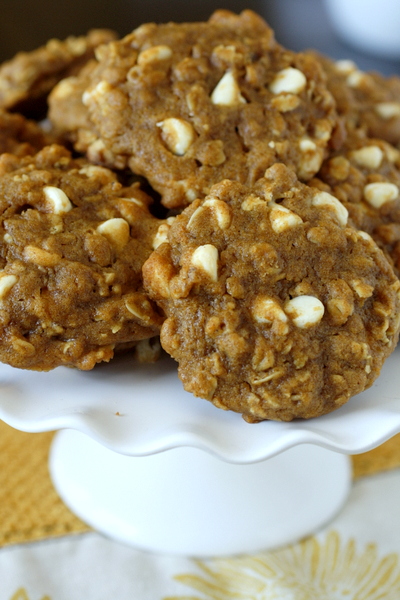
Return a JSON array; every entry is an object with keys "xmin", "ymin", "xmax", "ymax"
[
  {"xmin": 0, "ymin": 419, "xmax": 399, "ymax": 547},
  {"xmin": 0, "ymin": 421, "xmax": 89, "ymax": 546}
]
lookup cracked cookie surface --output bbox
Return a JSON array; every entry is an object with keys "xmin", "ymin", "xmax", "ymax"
[
  {"xmin": 49, "ymin": 10, "xmax": 337, "ymax": 209},
  {"xmin": 0, "ymin": 144, "xmax": 163, "ymax": 371},
  {"xmin": 143, "ymin": 164, "xmax": 400, "ymax": 422}
]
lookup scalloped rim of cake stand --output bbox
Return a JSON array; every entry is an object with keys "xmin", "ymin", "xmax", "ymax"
[
  {"xmin": 0, "ymin": 347, "xmax": 399, "ymax": 464},
  {"xmin": 1, "ymin": 349, "xmax": 398, "ymax": 556}
]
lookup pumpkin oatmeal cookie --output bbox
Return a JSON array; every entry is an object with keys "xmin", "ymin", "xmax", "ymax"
[
  {"xmin": 49, "ymin": 10, "xmax": 337, "ymax": 209},
  {"xmin": 143, "ymin": 164, "xmax": 400, "ymax": 422},
  {"xmin": 311, "ymin": 52, "xmax": 400, "ymax": 146},
  {"xmin": 311, "ymin": 137, "xmax": 400, "ymax": 275},
  {"xmin": 0, "ymin": 29, "xmax": 117, "ymax": 116},
  {"xmin": 0, "ymin": 144, "xmax": 163, "ymax": 371}
]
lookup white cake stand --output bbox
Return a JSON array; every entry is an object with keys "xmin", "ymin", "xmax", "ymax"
[{"xmin": 0, "ymin": 347, "xmax": 400, "ymax": 557}]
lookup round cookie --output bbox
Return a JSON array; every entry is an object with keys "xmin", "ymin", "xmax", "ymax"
[
  {"xmin": 311, "ymin": 137, "xmax": 400, "ymax": 275},
  {"xmin": 0, "ymin": 29, "xmax": 117, "ymax": 116},
  {"xmin": 143, "ymin": 163, "xmax": 400, "ymax": 422},
  {"xmin": 311, "ymin": 52, "xmax": 400, "ymax": 146},
  {"xmin": 0, "ymin": 144, "xmax": 163, "ymax": 371},
  {"xmin": 0, "ymin": 109, "xmax": 50, "ymax": 157},
  {"xmin": 51, "ymin": 10, "xmax": 337, "ymax": 209}
]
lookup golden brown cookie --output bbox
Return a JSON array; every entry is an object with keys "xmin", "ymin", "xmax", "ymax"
[
  {"xmin": 0, "ymin": 144, "xmax": 163, "ymax": 371},
  {"xmin": 0, "ymin": 29, "xmax": 117, "ymax": 116},
  {"xmin": 143, "ymin": 164, "xmax": 400, "ymax": 422},
  {"xmin": 50, "ymin": 10, "xmax": 337, "ymax": 209},
  {"xmin": 312, "ymin": 53, "xmax": 400, "ymax": 146},
  {"xmin": 0, "ymin": 109, "xmax": 50, "ymax": 157},
  {"xmin": 311, "ymin": 138, "xmax": 400, "ymax": 275}
]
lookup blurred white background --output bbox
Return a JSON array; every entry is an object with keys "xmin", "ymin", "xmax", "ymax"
[{"xmin": 0, "ymin": 0, "xmax": 399, "ymax": 74}]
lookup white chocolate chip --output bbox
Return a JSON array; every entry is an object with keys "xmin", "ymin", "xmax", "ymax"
[
  {"xmin": 374, "ymin": 102, "xmax": 400, "ymax": 120},
  {"xmin": 314, "ymin": 119, "xmax": 333, "ymax": 141},
  {"xmin": 78, "ymin": 165, "xmax": 111, "ymax": 179},
  {"xmin": 157, "ymin": 118, "xmax": 195, "ymax": 156},
  {"xmin": 203, "ymin": 199, "xmax": 231, "ymax": 229},
  {"xmin": 350, "ymin": 146, "xmax": 384, "ymax": 169},
  {"xmin": 97, "ymin": 218, "xmax": 130, "ymax": 250},
  {"xmin": 0, "ymin": 273, "xmax": 18, "ymax": 299},
  {"xmin": 363, "ymin": 182, "xmax": 399, "ymax": 208},
  {"xmin": 152, "ymin": 217, "xmax": 175, "ymax": 249},
  {"xmin": 357, "ymin": 230, "xmax": 374, "ymax": 242},
  {"xmin": 185, "ymin": 188, "xmax": 198, "ymax": 202},
  {"xmin": 43, "ymin": 186, "xmax": 73, "ymax": 214},
  {"xmin": 312, "ymin": 191, "xmax": 348, "ymax": 226},
  {"xmin": 211, "ymin": 71, "xmax": 247, "ymax": 106},
  {"xmin": 187, "ymin": 206, "xmax": 205, "ymax": 230},
  {"xmin": 299, "ymin": 138, "xmax": 317, "ymax": 152},
  {"xmin": 269, "ymin": 67, "xmax": 307, "ymax": 95},
  {"xmin": 137, "ymin": 45, "xmax": 172, "ymax": 66},
  {"xmin": 269, "ymin": 203, "xmax": 303, "ymax": 233},
  {"xmin": 284, "ymin": 295, "xmax": 324, "ymax": 328},
  {"xmin": 334, "ymin": 59, "xmax": 357, "ymax": 74},
  {"xmin": 51, "ymin": 77, "xmax": 77, "ymax": 100},
  {"xmin": 3, "ymin": 233, "xmax": 12, "ymax": 243},
  {"xmin": 191, "ymin": 244, "xmax": 219, "ymax": 282},
  {"xmin": 346, "ymin": 70, "xmax": 367, "ymax": 88},
  {"xmin": 298, "ymin": 142, "xmax": 324, "ymax": 180},
  {"xmin": 188, "ymin": 198, "xmax": 231, "ymax": 231},
  {"xmin": 251, "ymin": 296, "xmax": 289, "ymax": 335}
]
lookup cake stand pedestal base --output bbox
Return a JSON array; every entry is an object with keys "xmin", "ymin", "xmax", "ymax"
[{"xmin": 50, "ymin": 428, "xmax": 352, "ymax": 557}]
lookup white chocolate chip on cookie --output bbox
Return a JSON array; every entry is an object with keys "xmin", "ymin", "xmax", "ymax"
[
  {"xmin": 374, "ymin": 102, "xmax": 400, "ymax": 120},
  {"xmin": 312, "ymin": 191, "xmax": 348, "ymax": 226},
  {"xmin": 153, "ymin": 217, "xmax": 176, "ymax": 249},
  {"xmin": 285, "ymin": 295, "xmax": 324, "ymax": 328},
  {"xmin": 269, "ymin": 67, "xmax": 306, "ymax": 95},
  {"xmin": 97, "ymin": 218, "xmax": 130, "ymax": 250},
  {"xmin": 350, "ymin": 146, "xmax": 384, "ymax": 169},
  {"xmin": 363, "ymin": 182, "xmax": 399, "ymax": 208},
  {"xmin": 157, "ymin": 118, "xmax": 196, "ymax": 156},
  {"xmin": 251, "ymin": 296, "xmax": 289, "ymax": 335},
  {"xmin": 269, "ymin": 203, "xmax": 303, "ymax": 233},
  {"xmin": 191, "ymin": 244, "xmax": 219, "ymax": 281},
  {"xmin": 43, "ymin": 186, "xmax": 73, "ymax": 214},
  {"xmin": 211, "ymin": 71, "xmax": 247, "ymax": 106},
  {"xmin": 138, "ymin": 45, "xmax": 172, "ymax": 66},
  {"xmin": 334, "ymin": 59, "xmax": 357, "ymax": 74},
  {"xmin": 0, "ymin": 273, "xmax": 18, "ymax": 299}
]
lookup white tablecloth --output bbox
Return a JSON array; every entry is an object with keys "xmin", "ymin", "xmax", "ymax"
[{"xmin": 1, "ymin": 468, "xmax": 400, "ymax": 600}]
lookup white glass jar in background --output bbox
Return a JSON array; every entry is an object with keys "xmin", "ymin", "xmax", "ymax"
[{"xmin": 323, "ymin": 0, "xmax": 400, "ymax": 59}]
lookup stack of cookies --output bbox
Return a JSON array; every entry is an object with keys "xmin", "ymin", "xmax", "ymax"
[{"xmin": 1, "ymin": 10, "xmax": 400, "ymax": 421}]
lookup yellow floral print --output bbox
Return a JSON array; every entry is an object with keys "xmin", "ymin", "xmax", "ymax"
[
  {"xmin": 10, "ymin": 589, "xmax": 50, "ymax": 600},
  {"xmin": 165, "ymin": 531, "xmax": 400, "ymax": 600}
]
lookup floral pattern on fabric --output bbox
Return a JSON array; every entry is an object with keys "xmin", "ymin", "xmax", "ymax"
[
  {"xmin": 165, "ymin": 531, "xmax": 400, "ymax": 600},
  {"xmin": 10, "ymin": 589, "xmax": 50, "ymax": 600}
]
